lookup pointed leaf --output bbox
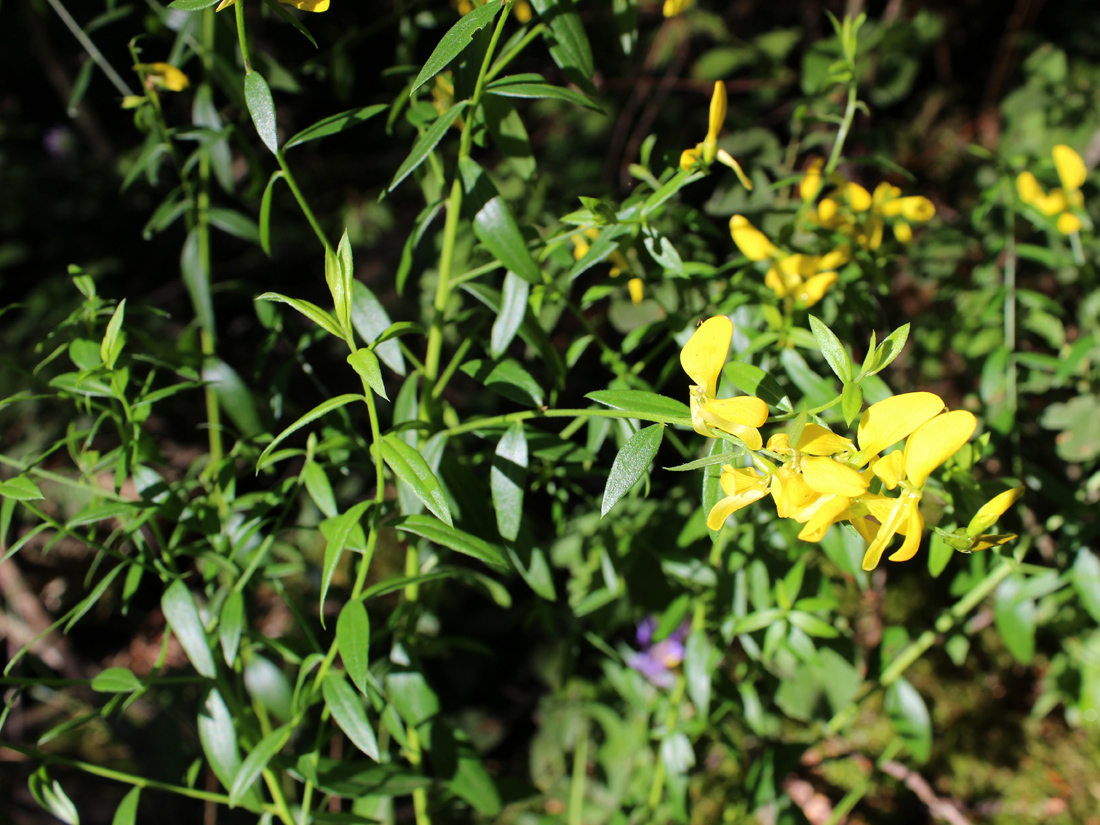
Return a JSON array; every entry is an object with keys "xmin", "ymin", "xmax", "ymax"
[
  {"xmin": 808, "ymin": 315, "xmax": 852, "ymax": 383},
  {"xmin": 286, "ymin": 105, "xmax": 388, "ymax": 149},
  {"xmin": 602, "ymin": 424, "xmax": 664, "ymax": 516},
  {"xmin": 885, "ymin": 677, "xmax": 932, "ymax": 762},
  {"xmin": 379, "ymin": 435, "xmax": 452, "ymax": 526},
  {"xmin": 586, "ymin": 389, "xmax": 690, "ymax": 421},
  {"xmin": 336, "ymin": 600, "xmax": 371, "ymax": 696},
  {"xmin": 244, "ymin": 70, "xmax": 278, "ymax": 154},
  {"xmin": 350, "ymin": 281, "xmax": 406, "ymax": 376},
  {"xmin": 391, "ymin": 514, "xmax": 509, "ymax": 572},
  {"xmin": 0, "ymin": 476, "xmax": 44, "ymax": 501},
  {"xmin": 219, "ymin": 590, "xmax": 245, "ymax": 667},
  {"xmin": 111, "ymin": 787, "xmax": 140, "ymax": 825},
  {"xmin": 229, "ymin": 724, "xmax": 291, "ymax": 806},
  {"xmin": 255, "ymin": 292, "xmax": 343, "ymax": 338},
  {"xmin": 490, "ymin": 272, "xmax": 529, "ymax": 359},
  {"xmin": 320, "ymin": 501, "xmax": 373, "ymax": 624},
  {"xmin": 411, "ymin": 2, "xmax": 503, "ymax": 94},
  {"xmin": 162, "ymin": 580, "xmax": 216, "ymax": 679},
  {"xmin": 388, "ymin": 101, "xmax": 470, "ymax": 191},
  {"xmin": 323, "ymin": 673, "xmax": 380, "ymax": 761},
  {"xmin": 257, "ymin": 393, "xmax": 363, "ymax": 471},
  {"xmin": 91, "ymin": 667, "xmax": 142, "ymax": 693},
  {"xmin": 347, "ymin": 348, "xmax": 388, "ymax": 400},
  {"xmin": 491, "ymin": 423, "xmax": 527, "ymax": 541},
  {"xmin": 472, "ymin": 196, "xmax": 541, "ymax": 284}
]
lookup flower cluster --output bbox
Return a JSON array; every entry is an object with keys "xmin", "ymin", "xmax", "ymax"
[
  {"xmin": 729, "ymin": 216, "xmax": 849, "ymax": 308},
  {"xmin": 1016, "ymin": 144, "xmax": 1087, "ymax": 235},
  {"xmin": 132, "ymin": 62, "xmax": 190, "ymax": 93},
  {"xmin": 681, "ymin": 318, "xmax": 1018, "ymax": 571},
  {"xmin": 801, "ymin": 160, "xmax": 936, "ymax": 249}
]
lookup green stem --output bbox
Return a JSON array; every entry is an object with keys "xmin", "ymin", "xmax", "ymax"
[
  {"xmin": 567, "ymin": 717, "xmax": 589, "ymax": 825},
  {"xmin": 278, "ymin": 153, "xmax": 331, "ymax": 252},
  {"xmin": 234, "ymin": 0, "xmax": 253, "ymax": 72},
  {"xmin": 824, "ymin": 81, "xmax": 859, "ymax": 176},
  {"xmin": 441, "ymin": 407, "xmax": 692, "ymax": 437},
  {"xmin": 43, "ymin": 0, "xmax": 134, "ymax": 96}
]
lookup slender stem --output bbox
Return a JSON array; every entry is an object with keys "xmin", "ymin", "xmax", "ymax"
[
  {"xmin": 486, "ymin": 24, "xmax": 546, "ymax": 82},
  {"xmin": 441, "ymin": 407, "xmax": 692, "ymax": 438},
  {"xmin": 234, "ymin": 0, "xmax": 253, "ymax": 72},
  {"xmin": 567, "ymin": 717, "xmax": 589, "ymax": 825},
  {"xmin": 824, "ymin": 81, "xmax": 859, "ymax": 176},
  {"xmin": 278, "ymin": 153, "xmax": 331, "ymax": 252},
  {"xmin": 407, "ymin": 724, "xmax": 432, "ymax": 825},
  {"xmin": 43, "ymin": 0, "xmax": 134, "ymax": 96}
]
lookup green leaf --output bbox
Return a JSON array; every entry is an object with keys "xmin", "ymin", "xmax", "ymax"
[
  {"xmin": 491, "ymin": 423, "xmax": 527, "ymax": 542},
  {"xmin": 219, "ymin": 590, "xmax": 245, "ymax": 667},
  {"xmin": 199, "ymin": 689, "xmax": 242, "ymax": 794},
  {"xmin": 169, "ymin": 0, "xmax": 220, "ymax": 9},
  {"xmin": 204, "ymin": 358, "xmax": 263, "ymax": 437},
  {"xmin": 787, "ymin": 611, "xmax": 839, "ymax": 638},
  {"xmin": 181, "ymin": 229, "xmax": 214, "ymax": 334},
  {"xmin": 437, "ymin": 725, "xmax": 503, "ymax": 816},
  {"xmin": 703, "ymin": 438, "xmax": 737, "ymax": 538},
  {"xmin": 162, "ymin": 580, "xmax": 216, "ymax": 679},
  {"xmin": 994, "ymin": 574, "xmax": 1036, "ymax": 665},
  {"xmin": 808, "ymin": 315, "xmax": 851, "ymax": 383},
  {"xmin": 490, "ymin": 272, "xmax": 529, "ymax": 359},
  {"xmin": 411, "ymin": 2, "xmax": 503, "ymax": 94},
  {"xmin": 485, "ymin": 73, "xmax": 601, "ymax": 111},
  {"xmin": 586, "ymin": 389, "xmax": 690, "ymax": 421},
  {"xmin": 884, "ymin": 678, "xmax": 932, "ymax": 762},
  {"xmin": 230, "ymin": 724, "xmax": 292, "ymax": 806},
  {"xmin": 780, "ymin": 347, "xmax": 837, "ymax": 409},
  {"xmin": 258, "ymin": 0, "xmax": 317, "ymax": 47},
  {"xmin": 602, "ymin": 424, "xmax": 663, "ymax": 516},
  {"xmin": 347, "ymin": 348, "xmax": 388, "ymax": 400},
  {"xmin": 531, "ymin": 0, "xmax": 595, "ymax": 93},
  {"xmin": 379, "ymin": 435, "xmax": 453, "ymax": 526},
  {"xmin": 387, "ymin": 671, "xmax": 440, "ymax": 727},
  {"xmin": 460, "ymin": 358, "xmax": 543, "ymax": 407},
  {"xmin": 285, "ymin": 105, "xmax": 388, "ymax": 149},
  {"xmin": 255, "ymin": 292, "xmax": 343, "ymax": 338},
  {"xmin": 208, "ymin": 208, "xmax": 260, "ymax": 244},
  {"xmin": 1072, "ymin": 548, "xmax": 1100, "ymax": 624},
  {"xmin": 388, "ymin": 101, "xmax": 469, "ymax": 192},
  {"xmin": 28, "ymin": 769, "xmax": 79, "ymax": 825},
  {"xmin": 323, "ymin": 673, "xmax": 380, "ymax": 760},
  {"xmin": 336, "ymin": 600, "xmax": 371, "ymax": 696},
  {"xmin": 350, "ymin": 281, "xmax": 406, "ymax": 376},
  {"xmin": 320, "ymin": 501, "xmax": 373, "ymax": 625},
  {"xmin": 472, "ymin": 196, "xmax": 542, "ymax": 284},
  {"xmin": 244, "ymin": 70, "xmax": 278, "ymax": 154},
  {"xmin": 391, "ymin": 514, "xmax": 509, "ymax": 573},
  {"xmin": 865, "ymin": 322, "xmax": 910, "ymax": 377},
  {"xmin": 840, "ymin": 381, "xmax": 863, "ymax": 426},
  {"xmin": 257, "ymin": 393, "xmax": 363, "ymax": 471},
  {"xmin": 303, "ymin": 461, "xmax": 338, "ymax": 518},
  {"xmin": 0, "ymin": 476, "xmax": 44, "ymax": 501},
  {"xmin": 258, "ymin": 171, "xmax": 284, "ymax": 256},
  {"xmin": 683, "ymin": 630, "xmax": 711, "ymax": 716},
  {"xmin": 111, "ymin": 787, "xmax": 140, "ymax": 825},
  {"xmin": 100, "ymin": 298, "xmax": 125, "ymax": 369},
  {"xmin": 91, "ymin": 667, "xmax": 142, "ymax": 693}
]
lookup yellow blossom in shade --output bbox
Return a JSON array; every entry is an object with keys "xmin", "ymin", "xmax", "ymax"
[
  {"xmin": 680, "ymin": 316, "xmax": 769, "ymax": 447},
  {"xmin": 514, "ymin": 1, "xmax": 533, "ymax": 23},
  {"xmin": 663, "ymin": 0, "xmax": 695, "ymax": 17},
  {"xmin": 801, "ymin": 158, "xmax": 824, "ymax": 203},
  {"xmin": 680, "ymin": 83, "xmax": 752, "ymax": 188},
  {"xmin": 1017, "ymin": 144, "xmax": 1087, "ymax": 235},
  {"xmin": 218, "ymin": 0, "xmax": 330, "ymax": 9},
  {"xmin": 729, "ymin": 216, "xmax": 778, "ymax": 261},
  {"xmin": 134, "ymin": 62, "xmax": 190, "ymax": 92},
  {"xmin": 628, "ymin": 278, "xmax": 644, "ymax": 304},
  {"xmin": 1054, "ymin": 144, "xmax": 1086, "ymax": 193}
]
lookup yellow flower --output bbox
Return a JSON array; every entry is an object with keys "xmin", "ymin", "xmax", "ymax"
[
  {"xmin": 804, "ymin": 171, "xmax": 934, "ymax": 248},
  {"xmin": 1016, "ymin": 144, "xmax": 1086, "ymax": 235},
  {"xmin": 133, "ymin": 62, "xmax": 190, "ymax": 92},
  {"xmin": 217, "ymin": 0, "xmax": 329, "ymax": 11},
  {"xmin": 572, "ymin": 228, "xmax": 632, "ymax": 296},
  {"xmin": 800, "ymin": 158, "xmax": 824, "ymax": 203},
  {"xmin": 729, "ymin": 216, "xmax": 778, "ymax": 261},
  {"xmin": 680, "ymin": 83, "xmax": 752, "ymax": 189},
  {"xmin": 707, "ymin": 465, "xmax": 771, "ymax": 529},
  {"xmin": 680, "ymin": 316, "xmax": 769, "ymax": 447},
  {"xmin": 663, "ymin": 0, "xmax": 695, "ymax": 17},
  {"xmin": 730, "ymin": 216, "xmax": 845, "ymax": 307}
]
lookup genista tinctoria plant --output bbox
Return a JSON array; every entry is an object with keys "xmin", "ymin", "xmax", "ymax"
[{"xmin": 16, "ymin": 3, "xmax": 1100, "ymax": 824}]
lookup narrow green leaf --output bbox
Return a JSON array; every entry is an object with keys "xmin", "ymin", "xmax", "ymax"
[
  {"xmin": 994, "ymin": 574, "xmax": 1036, "ymax": 665},
  {"xmin": 336, "ymin": 600, "xmax": 371, "ymax": 696},
  {"xmin": 257, "ymin": 393, "xmax": 363, "ymax": 471},
  {"xmin": 664, "ymin": 453, "xmax": 738, "ymax": 472},
  {"xmin": 483, "ymin": 96, "xmax": 535, "ymax": 179},
  {"xmin": 169, "ymin": 0, "xmax": 219, "ymax": 9},
  {"xmin": 808, "ymin": 315, "xmax": 852, "ymax": 383},
  {"xmin": 198, "ymin": 688, "xmax": 242, "ymax": 792},
  {"xmin": 601, "ymin": 424, "xmax": 663, "ymax": 516},
  {"xmin": 386, "ymin": 671, "xmax": 440, "ymax": 727},
  {"xmin": 703, "ymin": 438, "xmax": 736, "ymax": 539},
  {"xmin": 181, "ymin": 229, "xmax": 214, "ymax": 334},
  {"xmin": 491, "ymin": 423, "xmax": 527, "ymax": 541},
  {"xmin": 100, "ymin": 299, "xmax": 126, "ymax": 369},
  {"xmin": 208, "ymin": 208, "xmax": 260, "ymax": 244},
  {"xmin": 319, "ymin": 501, "xmax": 373, "ymax": 625},
  {"xmin": 229, "ymin": 724, "xmax": 291, "ymax": 806},
  {"xmin": 411, "ymin": 2, "xmax": 503, "ymax": 94},
  {"xmin": 162, "ymin": 580, "xmax": 216, "ymax": 679},
  {"xmin": 111, "ymin": 787, "xmax": 140, "ymax": 825},
  {"xmin": 257, "ymin": 0, "xmax": 317, "ymax": 47},
  {"xmin": 840, "ymin": 381, "xmax": 863, "ymax": 427},
  {"xmin": 259, "ymin": 171, "xmax": 284, "ymax": 256},
  {"xmin": 586, "ymin": 389, "xmax": 690, "ymax": 420},
  {"xmin": 0, "ymin": 476, "xmax": 44, "ymax": 501},
  {"xmin": 490, "ymin": 272, "xmax": 529, "ymax": 359},
  {"xmin": 472, "ymin": 196, "xmax": 542, "ymax": 284},
  {"xmin": 255, "ymin": 292, "xmax": 343, "ymax": 338},
  {"xmin": 1072, "ymin": 548, "xmax": 1100, "ymax": 624},
  {"xmin": 485, "ymin": 73, "xmax": 601, "ymax": 111},
  {"xmin": 388, "ymin": 101, "xmax": 470, "ymax": 192},
  {"xmin": 303, "ymin": 460, "xmax": 338, "ymax": 518},
  {"xmin": 350, "ymin": 281, "xmax": 406, "ymax": 376},
  {"xmin": 531, "ymin": 0, "xmax": 595, "ymax": 92},
  {"xmin": 323, "ymin": 673, "xmax": 380, "ymax": 761},
  {"xmin": 884, "ymin": 678, "xmax": 932, "ymax": 762},
  {"xmin": 347, "ymin": 348, "xmax": 388, "ymax": 400},
  {"xmin": 683, "ymin": 631, "xmax": 711, "ymax": 716},
  {"xmin": 867, "ymin": 322, "xmax": 910, "ymax": 377},
  {"xmin": 219, "ymin": 590, "xmax": 245, "ymax": 667},
  {"xmin": 391, "ymin": 514, "xmax": 509, "ymax": 572},
  {"xmin": 203, "ymin": 358, "xmax": 263, "ymax": 437},
  {"xmin": 244, "ymin": 70, "xmax": 278, "ymax": 154},
  {"xmin": 460, "ymin": 358, "xmax": 543, "ymax": 407},
  {"xmin": 379, "ymin": 435, "xmax": 452, "ymax": 526},
  {"xmin": 285, "ymin": 104, "xmax": 388, "ymax": 149},
  {"xmin": 780, "ymin": 348, "xmax": 837, "ymax": 409},
  {"xmin": 91, "ymin": 667, "xmax": 142, "ymax": 693},
  {"xmin": 28, "ymin": 770, "xmax": 79, "ymax": 825}
]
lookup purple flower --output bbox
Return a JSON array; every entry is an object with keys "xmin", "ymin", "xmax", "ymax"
[
  {"xmin": 43, "ymin": 125, "xmax": 76, "ymax": 161},
  {"xmin": 627, "ymin": 617, "xmax": 690, "ymax": 688}
]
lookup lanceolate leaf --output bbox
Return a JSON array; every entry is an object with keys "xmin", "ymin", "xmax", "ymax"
[
  {"xmin": 485, "ymin": 74, "xmax": 602, "ymax": 111},
  {"xmin": 259, "ymin": 171, "xmax": 285, "ymax": 256},
  {"xmin": 319, "ymin": 500, "xmax": 373, "ymax": 624},
  {"xmin": 244, "ymin": 70, "xmax": 278, "ymax": 154},
  {"xmin": 336, "ymin": 600, "xmax": 371, "ymax": 696},
  {"xmin": 348, "ymin": 348, "xmax": 388, "ymax": 400},
  {"xmin": 491, "ymin": 422, "xmax": 527, "ymax": 541},
  {"xmin": 379, "ymin": 434, "xmax": 453, "ymax": 526},
  {"xmin": 601, "ymin": 424, "xmax": 664, "ymax": 517},
  {"xmin": 530, "ymin": 0, "xmax": 595, "ymax": 93},
  {"xmin": 472, "ymin": 196, "xmax": 542, "ymax": 284},
  {"xmin": 884, "ymin": 678, "xmax": 932, "ymax": 763},
  {"xmin": 229, "ymin": 724, "xmax": 292, "ymax": 806},
  {"xmin": 323, "ymin": 673, "xmax": 380, "ymax": 761},
  {"xmin": 162, "ymin": 580, "xmax": 216, "ymax": 679},
  {"xmin": 586, "ymin": 389, "xmax": 690, "ymax": 421},
  {"xmin": 257, "ymin": 393, "xmax": 364, "ymax": 471},
  {"xmin": 490, "ymin": 272, "xmax": 529, "ymax": 359},
  {"xmin": 285, "ymin": 104, "xmax": 388, "ymax": 149},
  {"xmin": 392, "ymin": 514, "xmax": 509, "ymax": 572},
  {"xmin": 411, "ymin": 2, "xmax": 503, "ymax": 95},
  {"xmin": 255, "ymin": 292, "xmax": 344, "ymax": 338},
  {"xmin": 808, "ymin": 315, "xmax": 852, "ymax": 383},
  {"xmin": 388, "ymin": 101, "xmax": 469, "ymax": 192}
]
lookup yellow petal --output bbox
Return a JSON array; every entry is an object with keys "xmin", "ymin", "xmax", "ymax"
[
  {"xmin": 680, "ymin": 316, "xmax": 732, "ymax": 398},
  {"xmin": 845, "ymin": 182, "xmax": 872, "ymax": 211},
  {"xmin": 797, "ymin": 271, "xmax": 837, "ymax": 307},
  {"xmin": 892, "ymin": 221, "xmax": 913, "ymax": 244},
  {"xmin": 729, "ymin": 216, "xmax": 778, "ymax": 261},
  {"xmin": 865, "ymin": 215, "xmax": 884, "ymax": 250},
  {"xmin": 801, "ymin": 456, "xmax": 869, "ymax": 497},
  {"xmin": 818, "ymin": 198, "xmax": 839, "ymax": 223},
  {"xmin": 903, "ymin": 410, "xmax": 977, "ymax": 488},
  {"xmin": 861, "ymin": 496, "xmax": 912, "ymax": 570},
  {"xmin": 1036, "ymin": 189, "xmax": 1068, "ymax": 216},
  {"xmin": 966, "ymin": 486, "xmax": 1024, "ymax": 537},
  {"xmin": 1053, "ymin": 144, "xmax": 1086, "ymax": 191},
  {"xmin": 571, "ymin": 236, "xmax": 591, "ymax": 260},
  {"xmin": 680, "ymin": 146, "xmax": 703, "ymax": 172},
  {"xmin": 800, "ymin": 158, "xmax": 824, "ymax": 203},
  {"xmin": 707, "ymin": 81, "xmax": 727, "ymax": 145},
  {"xmin": 793, "ymin": 423, "xmax": 854, "ymax": 456},
  {"xmin": 1057, "ymin": 211, "xmax": 1082, "ymax": 235},
  {"xmin": 797, "ymin": 494, "xmax": 850, "ymax": 542},
  {"xmin": 765, "ymin": 265, "xmax": 794, "ymax": 298},
  {"xmin": 716, "ymin": 149, "xmax": 753, "ymax": 190},
  {"xmin": 281, "ymin": 0, "xmax": 330, "ymax": 10},
  {"xmin": 771, "ymin": 466, "xmax": 818, "ymax": 519},
  {"xmin": 872, "ymin": 182, "xmax": 900, "ymax": 209},
  {"xmin": 720, "ymin": 465, "xmax": 770, "ymax": 496},
  {"xmin": 707, "ymin": 475, "xmax": 768, "ymax": 529},
  {"xmin": 896, "ymin": 197, "xmax": 935, "ymax": 222},
  {"xmin": 969, "ymin": 533, "xmax": 1018, "ymax": 552},
  {"xmin": 819, "ymin": 243, "xmax": 851, "ymax": 270},
  {"xmin": 699, "ymin": 403, "xmax": 764, "ymax": 449},
  {"xmin": 215, "ymin": 0, "xmax": 239, "ymax": 9},
  {"xmin": 887, "ymin": 507, "xmax": 925, "ymax": 562},
  {"xmin": 514, "ymin": 1, "xmax": 533, "ymax": 23},
  {"xmin": 628, "ymin": 278, "xmax": 644, "ymax": 304},
  {"xmin": 766, "ymin": 433, "xmax": 792, "ymax": 454},
  {"xmin": 137, "ymin": 62, "xmax": 190, "ymax": 92},
  {"xmin": 1016, "ymin": 171, "xmax": 1043, "ymax": 205},
  {"xmin": 856, "ymin": 392, "xmax": 945, "ymax": 461},
  {"xmin": 707, "ymin": 396, "xmax": 769, "ymax": 427},
  {"xmin": 871, "ymin": 450, "xmax": 905, "ymax": 490},
  {"xmin": 663, "ymin": 0, "xmax": 694, "ymax": 16}
]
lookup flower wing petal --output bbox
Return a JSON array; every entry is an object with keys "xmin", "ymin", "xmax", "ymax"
[
  {"xmin": 856, "ymin": 391, "xmax": 944, "ymax": 461},
  {"xmin": 680, "ymin": 316, "xmax": 732, "ymax": 397},
  {"xmin": 1053, "ymin": 144, "xmax": 1086, "ymax": 191},
  {"xmin": 801, "ymin": 456, "xmax": 868, "ymax": 497},
  {"xmin": 903, "ymin": 410, "xmax": 977, "ymax": 488}
]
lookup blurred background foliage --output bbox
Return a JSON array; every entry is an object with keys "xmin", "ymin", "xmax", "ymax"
[{"xmin": 3, "ymin": 1, "xmax": 1100, "ymax": 824}]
